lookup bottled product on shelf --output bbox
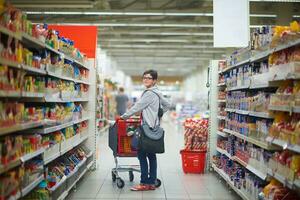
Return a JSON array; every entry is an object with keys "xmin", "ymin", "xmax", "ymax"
[
  {"xmin": 213, "ymin": 21, "xmax": 300, "ymax": 200},
  {"xmin": 0, "ymin": 2, "xmax": 94, "ymax": 199}
]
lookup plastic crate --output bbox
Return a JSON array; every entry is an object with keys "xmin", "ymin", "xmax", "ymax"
[{"xmin": 180, "ymin": 150, "xmax": 206, "ymax": 174}]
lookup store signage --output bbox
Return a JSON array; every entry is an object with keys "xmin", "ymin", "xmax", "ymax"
[{"xmin": 213, "ymin": 0, "xmax": 249, "ymax": 47}]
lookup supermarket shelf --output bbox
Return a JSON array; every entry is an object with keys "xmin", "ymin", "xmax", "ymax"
[
  {"xmin": 21, "ymin": 175, "xmax": 44, "ymax": 197},
  {"xmin": 223, "ymin": 38, "xmax": 300, "ymax": 73},
  {"xmin": 44, "ymin": 151, "xmax": 60, "ymax": 165},
  {"xmin": 217, "ymin": 116, "xmax": 226, "ymax": 120},
  {"xmin": 0, "ymin": 26, "xmax": 22, "ymax": 40},
  {"xmin": 268, "ymin": 105, "xmax": 291, "ymax": 112},
  {"xmin": 0, "ymin": 90, "xmax": 21, "ymax": 97},
  {"xmin": 295, "ymin": 179, "xmax": 300, "ymax": 188},
  {"xmin": 217, "ymin": 131, "xmax": 228, "ymax": 137},
  {"xmin": 227, "ymin": 84, "xmax": 249, "ymax": 91},
  {"xmin": 22, "ymin": 65, "xmax": 47, "ymax": 75},
  {"xmin": 273, "ymin": 38, "xmax": 300, "ymax": 55},
  {"xmin": 224, "ymin": 59, "xmax": 250, "ymax": 73},
  {"xmin": 233, "ymin": 156, "xmax": 247, "ymax": 168},
  {"xmin": 225, "ymin": 108, "xmax": 273, "ymax": 119},
  {"xmin": 64, "ymin": 55, "xmax": 89, "ymax": 70},
  {"xmin": 248, "ymin": 111, "xmax": 273, "ymax": 119},
  {"xmin": 35, "ymin": 117, "xmax": 89, "ymax": 134},
  {"xmin": 58, "ymin": 161, "xmax": 89, "ymax": 200},
  {"xmin": 234, "ymin": 156, "xmax": 268, "ymax": 180},
  {"xmin": 235, "ymin": 110, "xmax": 249, "ymax": 115},
  {"xmin": 223, "ymin": 129, "xmax": 276, "ymax": 150},
  {"xmin": 73, "ymin": 117, "xmax": 90, "ymax": 124},
  {"xmin": 35, "ymin": 121, "xmax": 74, "ymax": 134},
  {"xmin": 47, "ymin": 71, "xmax": 74, "ymax": 82},
  {"xmin": 212, "ymin": 164, "xmax": 250, "ymax": 200},
  {"xmin": 293, "ymin": 106, "xmax": 300, "ymax": 113},
  {"xmin": 0, "ymin": 120, "xmax": 44, "ymax": 136},
  {"xmin": 267, "ymin": 168, "xmax": 294, "ymax": 189},
  {"xmin": 22, "ymin": 92, "xmax": 45, "ymax": 98},
  {"xmin": 45, "ymin": 133, "xmax": 89, "ymax": 165},
  {"xmin": 75, "ymin": 79, "xmax": 91, "ymax": 85},
  {"xmin": 266, "ymin": 137, "xmax": 300, "ymax": 154},
  {"xmin": 0, "ymin": 57, "xmax": 21, "ymax": 69},
  {"xmin": 21, "ymin": 148, "xmax": 45, "ymax": 162},
  {"xmin": 245, "ymin": 164, "xmax": 267, "ymax": 180},
  {"xmin": 216, "ymin": 147, "xmax": 232, "ymax": 159},
  {"xmin": 45, "ymin": 45, "xmax": 62, "ymax": 56},
  {"xmin": 72, "ymin": 134, "xmax": 88, "ymax": 148},
  {"xmin": 225, "ymin": 108, "xmax": 235, "ymax": 113},
  {"xmin": 87, "ymin": 160, "xmax": 94, "ymax": 170},
  {"xmin": 49, "ymin": 175, "xmax": 67, "ymax": 192},
  {"xmin": 21, "ymin": 32, "xmax": 45, "ymax": 49},
  {"xmin": 7, "ymin": 191, "xmax": 21, "ymax": 200},
  {"xmin": 0, "ymin": 159, "xmax": 21, "ymax": 175}
]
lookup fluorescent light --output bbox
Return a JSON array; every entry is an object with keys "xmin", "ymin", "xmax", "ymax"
[
  {"xmin": 101, "ymin": 38, "xmax": 213, "ymax": 43},
  {"xmin": 294, "ymin": 15, "xmax": 300, "ymax": 18},
  {"xmin": 249, "ymin": 14, "xmax": 277, "ymax": 18},
  {"xmin": 26, "ymin": 11, "xmax": 279, "ymax": 18},
  {"xmin": 100, "ymin": 31, "xmax": 214, "ymax": 36},
  {"xmin": 52, "ymin": 22, "xmax": 214, "ymax": 28},
  {"xmin": 100, "ymin": 44, "xmax": 215, "ymax": 48}
]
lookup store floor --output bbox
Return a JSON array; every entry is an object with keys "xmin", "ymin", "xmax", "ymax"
[{"xmin": 66, "ymin": 120, "xmax": 240, "ymax": 200}]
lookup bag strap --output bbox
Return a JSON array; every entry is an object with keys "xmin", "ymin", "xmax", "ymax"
[{"xmin": 141, "ymin": 89, "xmax": 161, "ymax": 126}]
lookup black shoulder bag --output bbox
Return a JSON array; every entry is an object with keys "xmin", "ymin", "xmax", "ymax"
[{"xmin": 138, "ymin": 91, "xmax": 165, "ymax": 154}]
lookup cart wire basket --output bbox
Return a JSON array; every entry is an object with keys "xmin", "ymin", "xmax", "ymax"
[{"xmin": 108, "ymin": 117, "xmax": 161, "ymax": 188}]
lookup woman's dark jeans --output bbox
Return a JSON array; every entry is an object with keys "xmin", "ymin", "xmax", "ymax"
[{"xmin": 137, "ymin": 150, "xmax": 157, "ymax": 185}]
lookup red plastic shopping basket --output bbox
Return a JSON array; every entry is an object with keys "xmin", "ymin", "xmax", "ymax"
[{"xmin": 180, "ymin": 150, "xmax": 206, "ymax": 174}]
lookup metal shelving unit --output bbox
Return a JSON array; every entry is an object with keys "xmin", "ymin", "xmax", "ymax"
[
  {"xmin": 0, "ymin": 25, "xmax": 96, "ymax": 200},
  {"xmin": 210, "ymin": 38, "xmax": 300, "ymax": 200}
]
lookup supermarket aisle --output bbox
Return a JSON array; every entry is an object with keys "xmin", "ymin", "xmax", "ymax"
[{"xmin": 67, "ymin": 120, "xmax": 240, "ymax": 200}]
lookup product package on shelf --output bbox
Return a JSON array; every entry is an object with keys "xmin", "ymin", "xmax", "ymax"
[
  {"xmin": 183, "ymin": 118, "xmax": 208, "ymax": 152},
  {"xmin": 0, "ymin": 2, "xmax": 92, "ymax": 200},
  {"xmin": 260, "ymin": 178, "xmax": 299, "ymax": 200}
]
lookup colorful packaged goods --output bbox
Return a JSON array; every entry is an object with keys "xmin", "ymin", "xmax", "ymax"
[{"xmin": 183, "ymin": 118, "xmax": 208, "ymax": 151}]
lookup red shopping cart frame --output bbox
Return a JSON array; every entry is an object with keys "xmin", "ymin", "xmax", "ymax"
[{"xmin": 116, "ymin": 118, "xmax": 140, "ymax": 156}]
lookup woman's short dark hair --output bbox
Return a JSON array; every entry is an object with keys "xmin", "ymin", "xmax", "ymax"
[{"xmin": 143, "ymin": 69, "xmax": 158, "ymax": 80}]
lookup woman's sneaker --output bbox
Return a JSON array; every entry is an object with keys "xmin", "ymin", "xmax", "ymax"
[{"xmin": 130, "ymin": 184, "xmax": 150, "ymax": 191}]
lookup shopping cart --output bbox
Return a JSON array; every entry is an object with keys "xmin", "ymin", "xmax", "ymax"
[{"xmin": 108, "ymin": 117, "xmax": 161, "ymax": 189}]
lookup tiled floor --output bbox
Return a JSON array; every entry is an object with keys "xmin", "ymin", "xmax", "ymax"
[{"xmin": 67, "ymin": 120, "xmax": 241, "ymax": 200}]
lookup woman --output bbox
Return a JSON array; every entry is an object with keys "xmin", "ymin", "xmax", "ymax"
[{"xmin": 121, "ymin": 69, "xmax": 171, "ymax": 191}]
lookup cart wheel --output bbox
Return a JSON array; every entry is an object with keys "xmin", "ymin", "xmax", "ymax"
[
  {"xmin": 116, "ymin": 178, "xmax": 125, "ymax": 188},
  {"xmin": 112, "ymin": 171, "xmax": 116, "ymax": 182},
  {"xmin": 129, "ymin": 171, "xmax": 134, "ymax": 182},
  {"xmin": 155, "ymin": 179, "xmax": 161, "ymax": 188}
]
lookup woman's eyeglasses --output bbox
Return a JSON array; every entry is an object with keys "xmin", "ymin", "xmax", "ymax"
[{"xmin": 142, "ymin": 76, "xmax": 153, "ymax": 80}]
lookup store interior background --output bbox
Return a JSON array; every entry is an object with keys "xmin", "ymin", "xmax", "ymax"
[
  {"xmin": 16, "ymin": 0, "xmax": 300, "ymax": 107},
  {"xmin": 1, "ymin": 0, "xmax": 300, "ymax": 200}
]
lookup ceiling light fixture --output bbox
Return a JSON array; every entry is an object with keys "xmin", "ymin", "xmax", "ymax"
[
  {"xmin": 51, "ymin": 22, "xmax": 214, "ymax": 28},
  {"xmin": 25, "ymin": 11, "xmax": 277, "ymax": 18},
  {"xmin": 101, "ymin": 38, "xmax": 214, "ymax": 43},
  {"xmin": 99, "ymin": 31, "xmax": 214, "ymax": 36}
]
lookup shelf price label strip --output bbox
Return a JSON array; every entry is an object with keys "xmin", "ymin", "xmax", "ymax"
[
  {"xmin": 216, "ymin": 147, "xmax": 267, "ymax": 180},
  {"xmin": 223, "ymin": 129, "xmax": 277, "ymax": 150}
]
